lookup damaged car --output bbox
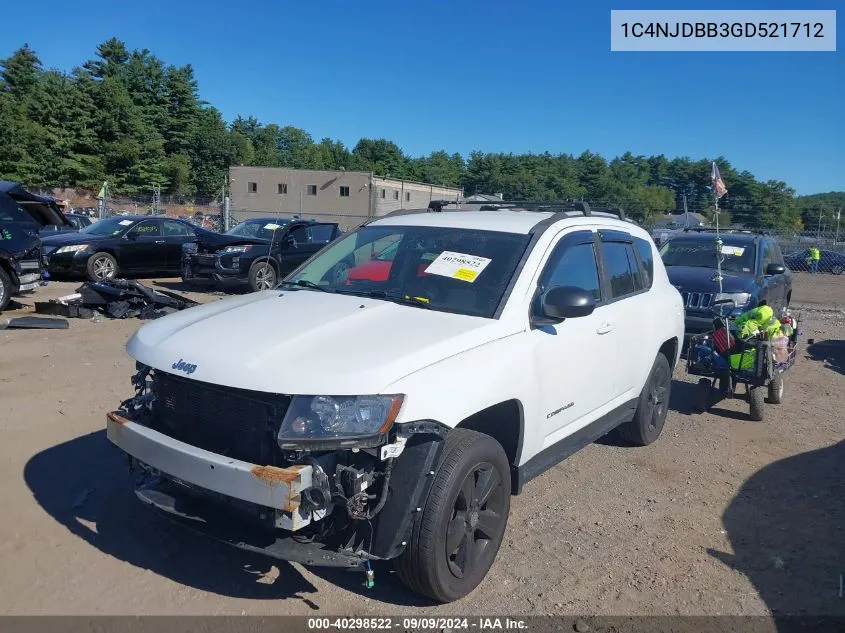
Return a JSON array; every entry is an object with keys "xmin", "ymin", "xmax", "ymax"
[
  {"xmin": 0, "ymin": 223, "xmax": 44, "ymax": 312},
  {"xmin": 0, "ymin": 181, "xmax": 75, "ymax": 236},
  {"xmin": 107, "ymin": 201, "xmax": 684, "ymax": 602},
  {"xmin": 181, "ymin": 217, "xmax": 342, "ymax": 292}
]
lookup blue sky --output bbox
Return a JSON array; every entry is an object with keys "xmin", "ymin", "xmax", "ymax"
[{"xmin": 2, "ymin": 0, "xmax": 842, "ymax": 194}]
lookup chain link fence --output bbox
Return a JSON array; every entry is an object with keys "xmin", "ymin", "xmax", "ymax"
[{"xmin": 56, "ymin": 189, "xmax": 845, "ymax": 275}]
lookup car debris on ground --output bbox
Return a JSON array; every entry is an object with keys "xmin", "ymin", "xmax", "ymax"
[
  {"xmin": 34, "ymin": 278, "xmax": 198, "ymax": 320},
  {"xmin": 0, "ymin": 316, "xmax": 69, "ymax": 330}
]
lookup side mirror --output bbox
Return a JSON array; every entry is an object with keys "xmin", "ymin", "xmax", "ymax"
[
  {"xmin": 540, "ymin": 285, "xmax": 596, "ymax": 321},
  {"xmin": 765, "ymin": 263, "xmax": 786, "ymax": 276}
]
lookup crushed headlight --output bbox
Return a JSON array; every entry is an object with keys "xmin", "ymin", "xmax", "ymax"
[
  {"xmin": 55, "ymin": 244, "xmax": 89, "ymax": 254},
  {"xmin": 278, "ymin": 395, "xmax": 404, "ymax": 445},
  {"xmin": 221, "ymin": 245, "xmax": 252, "ymax": 254}
]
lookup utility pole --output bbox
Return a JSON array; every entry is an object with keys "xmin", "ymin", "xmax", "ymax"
[
  {"xmin": 152, "ymin": 185, "xmax": 161, "ymax": 215},
  {"xmin": 817, "ymin": 207, "xmax": 823, "ymax": 239},
  {"xmin": 836, "ymin": 207, "xmax": 841, "ymax": 244},
  {"xmin": 683, "ymin": 194, "xmax": 689, "ymax": 229}
]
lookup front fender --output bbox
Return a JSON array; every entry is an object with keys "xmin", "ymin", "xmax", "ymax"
[{"xmin": 384, "ymin": 332, "xmax": 539, "ymax": 466}]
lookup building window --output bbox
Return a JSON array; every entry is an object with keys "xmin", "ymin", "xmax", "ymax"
[
  {"xmin": 380, "ymin": 189, "xmax": 386, "ymax": 199},
  {"xmin": 393, "ymin": 191, "xmax": 399, "ymax": 200},
  {"xmin": 306, "ymin": 185, "xmax": 317, "ymax": 196},
  {"xmin": 339, "ymin": 186, "xmax": 350, "ymax": 197},
  {"xmin": 278, "ymin": 183, "xmax": 287, "ymax": 195},
  {"xmin": 248, "ymin": 182, "xmax": 257, "ymax": 193},
  {"xmin": 405, "ymin": 192, "xmax": 411, "ymax": 202}
]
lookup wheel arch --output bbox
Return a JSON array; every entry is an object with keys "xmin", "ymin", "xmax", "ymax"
[
  {"xmin": 455, "ymin": 399, "xmax": 524, "ymax": 485},
  {"xmin": 658, "ymin": 336, "xmax": 679, "ymax": 370}
]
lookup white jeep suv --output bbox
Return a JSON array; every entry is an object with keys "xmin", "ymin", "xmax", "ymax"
[{"xmin": 107, "ymin": 201, "xmax": 685, "ymax": 603}]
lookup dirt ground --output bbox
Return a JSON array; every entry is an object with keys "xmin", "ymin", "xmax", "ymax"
[{"xmin": 0, "ymin": 273, "xmax": 843, "ymax": 617}]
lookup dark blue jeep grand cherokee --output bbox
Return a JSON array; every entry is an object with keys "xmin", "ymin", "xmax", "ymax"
[{"xmin": 658, "ymin": 228, "xmax": 792, "ymax": 345}]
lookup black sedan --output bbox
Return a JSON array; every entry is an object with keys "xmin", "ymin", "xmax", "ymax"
[
  {"xmin": 42, "ymin": 215, "xmax": 213, "ymax": 281},
  {"xmin": 784, "ymin": 249, "xmax": 845, "ymax": 275},
  {"xmin": 182, "ymin": 217, "xmax": 342, "ymax": 291}
]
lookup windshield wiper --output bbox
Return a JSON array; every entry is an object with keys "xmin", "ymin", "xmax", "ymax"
[
  {"xmin": 278, "ymin": 280, "xmax": 331, "ymax": 293},
  {"xmin": 338, "ymin": 289, "xmax": 431, "ymax": 309}
]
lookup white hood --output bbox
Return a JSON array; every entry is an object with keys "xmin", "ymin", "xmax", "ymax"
[{"xmin": 126, "ymin": 289, "xmax": 516, "ymax": 395}]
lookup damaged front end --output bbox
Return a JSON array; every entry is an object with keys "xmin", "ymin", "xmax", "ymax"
[{"xmin": 107, "ymin": 363, "xmax": 446, "ymax": 567}]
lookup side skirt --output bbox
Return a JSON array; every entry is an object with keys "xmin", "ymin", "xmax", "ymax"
[{"xmin": 512, "ymin": 398, "xmax": 638, "ymax": 494}]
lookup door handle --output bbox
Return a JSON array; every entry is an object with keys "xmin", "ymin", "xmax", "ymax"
[
  {"xmin": 596, "ymin": 322, "xmax": 615, "ymax": 335},
  {"xmin": 155, "ymin": 240, "xmax": 165, "ymax": 244}
]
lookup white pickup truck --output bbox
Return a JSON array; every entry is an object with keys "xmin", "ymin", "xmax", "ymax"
[{"xmin": 108, "ymin": 201, "xmax": 685, "ymax": 602}]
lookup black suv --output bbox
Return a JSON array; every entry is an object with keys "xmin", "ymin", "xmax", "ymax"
[
  {"xmin": 659, "ymin": 228, "xmax": 792, "ymax": 343},
  {"xmin": 182, "ymin": 217, "xmax": 342, "ymax": 291}
]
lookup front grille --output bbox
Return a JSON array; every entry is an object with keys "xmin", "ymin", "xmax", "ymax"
[
  {"xmin": 682, "ymin": 292, "xmax": 713, "ymax": 310},
  {"xmin": 150, "ymin": 371, "xmax": 290, "ymax": 464}
]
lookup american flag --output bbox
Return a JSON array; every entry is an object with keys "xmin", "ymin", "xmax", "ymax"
[{"xmin": 711, "ymin": 162, "xmax": 727, "ymax": 199}]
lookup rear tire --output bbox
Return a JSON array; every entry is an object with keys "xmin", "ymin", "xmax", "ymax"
[
  {"xmin": 618, "ymin": 353, "xmax": 672, "ymax": 446},
  {"xmin": 395, "ymin": 429, "xmax": 510, "ymax": 603},
  {"xmin": 0, "ymin": 267, "xmax": 12, "ymax": 312},
  {"xmin": 86, "ymin": 252, "xmax": 117, "ymax": 282},
  {"xmin": 749, "ymin": 386, "xmax": 766, "ymax": 421},
  {"xmin": 832, "ymin": 264, "xmax": 844, "ymax": 275},
  {"xmin": 768, "ymin": 374, "xmax": 784, "ymax": 404},
  {"xmin": 248, "ymin": 260, "xmax": 277, "ymax": 292}
]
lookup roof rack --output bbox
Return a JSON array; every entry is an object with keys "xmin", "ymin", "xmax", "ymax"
[{"xmin": 428, "ymin": 199, "xmax": 627, "ymax": 221}]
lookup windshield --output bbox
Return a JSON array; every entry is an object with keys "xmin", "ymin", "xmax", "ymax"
[
  {"xmin": 81, "ymin": 217, "xmax": 137, "ymax": 236},
  {"xmin": 659, "ymin": 238, "xmax": 756, "ymax": 273},
  {"xmin": 227, "ymin": 219, "xmax": 290, "ymax": 240},
  {"xmin": 287, "ymin": 224, "xmax": 531, "ymax": 318}
]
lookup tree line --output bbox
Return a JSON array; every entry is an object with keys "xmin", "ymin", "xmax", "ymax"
[{"xmin": 0, "ymin": 39, "xmax": 839, "ymax": 229}]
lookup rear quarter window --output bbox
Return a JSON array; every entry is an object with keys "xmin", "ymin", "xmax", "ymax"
[{"xmin": 633, "ymin": 237, "xmax": 655, "ymax": 289}]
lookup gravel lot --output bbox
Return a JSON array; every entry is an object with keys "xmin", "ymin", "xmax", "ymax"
[{"xmin": 0, "ymin": 274, "xmax": 843, "ymax": 616}]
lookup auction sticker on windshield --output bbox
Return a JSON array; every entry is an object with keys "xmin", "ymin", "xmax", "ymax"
[
  {"xmin": 722, "ymin": 245, "xmax": 745, "ymax": 256},
  {"xmin": 264, "ymin": 223, "xmax": 281, "ymax": 230},
  {"xmin": 119, "ymin": 220, "xmax": 134, "ymax": 226},
  {"xmin": 424, "ymin": 251, "xmax": 491, "ymax": 282}
]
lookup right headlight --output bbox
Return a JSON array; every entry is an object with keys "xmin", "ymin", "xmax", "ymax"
[
  {"xmin": 55, "ymin": 244, "xmax": 89, "ymax": 254},
  {"xmin": 713, "ymin": 292, "xmax": 751, "ymax": 308},
  {"xmin": 277, "ymin": 394, "xmax": 404, "ymax": 447},
  {"xmin": 221, "ymin": 245, "xmax": 252, "ymax": 254}
]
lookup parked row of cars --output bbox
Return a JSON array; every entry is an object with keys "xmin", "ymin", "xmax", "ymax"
[{"xmin": 0, "ymin": 180, "xmax": 349, "ymax": 311}]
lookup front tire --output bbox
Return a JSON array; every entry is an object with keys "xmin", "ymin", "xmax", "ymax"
[
  {"xmin": 86, "ymin": 252, "xmax": 117, "ymax": 281},
  {"xmin": 0, "ymin": 267, "xmax": 12, "ymax": 312},
  {"xmin": 768, "ymin": 374, "xmax": 784, "ymax": 404},
  {"xmin": 248, "ymin": 260, "xmax": 277, "ymax": 291},
  {"xmin": 831, "ymin": 264, "xmax": 844, "ymax": 275},
  {"xmin": 618, "ymin": 353, "xmax": 672, "ymax": 446},
  {"xmin": 749, "ymin": 386, "xmax": 766, "ymax": 421},
  {"xmin": 395, "ymin": 429, "xmax": 510, "ymax": 603}
]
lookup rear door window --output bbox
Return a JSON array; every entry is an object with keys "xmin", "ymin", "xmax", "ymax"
[{"xmin": 601, "ymin": 241, "xmax": 642, "ymax": 299}]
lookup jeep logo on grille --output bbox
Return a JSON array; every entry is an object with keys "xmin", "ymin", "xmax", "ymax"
[{"xmin": 171, "ymin": 359, "xmax": 198, "ymax": 375}]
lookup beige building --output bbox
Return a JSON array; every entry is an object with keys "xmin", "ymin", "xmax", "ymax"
[{"xmin": 228, "ymin": 166, "xmax": 463, "ymax": 228}]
